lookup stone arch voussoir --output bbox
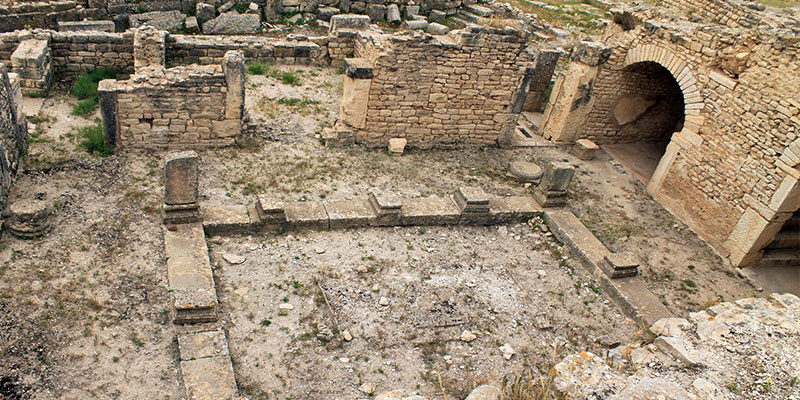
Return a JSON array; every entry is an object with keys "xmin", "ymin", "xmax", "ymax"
[{"xmin": 623, "ymin": 44, "xmax": 703, "ymax": 108}]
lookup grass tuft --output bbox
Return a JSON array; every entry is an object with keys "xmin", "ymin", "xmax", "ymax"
[
  {"xmin": 70, "ymin": 68, "xmax": 116, "ymax": 116},
  {"xmin": 78, "ymin": 119, "xmax": 113, "ymax": 156}
]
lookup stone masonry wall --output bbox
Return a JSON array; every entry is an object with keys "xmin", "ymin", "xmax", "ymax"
[
  {"xmin": 544, "ymin": 3, "xmax": 800, "ymax": 265},
  {"xmin": 165, "ymin": 34, "xmax": 331, "ymax": 66},
  {"xmin": 351, "ymin": 27, "xmax": 533, "ymax": 147},
  {"xmin": 99, "ymin": 50, "xmax": 245, "ymax": 149},
  {"xmin": 0, "ymin": 64, "xmax": 27, "ymax": 218}
]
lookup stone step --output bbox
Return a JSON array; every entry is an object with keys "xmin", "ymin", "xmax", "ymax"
[
  {"xmin": 464, "ymin": 4, "xmax": 493, "ymax": 17},
  {"xmin": 760, "ymin": 248, "xmax": 800, "ymax": 264},
  {"xmin": 456, "ymin": 10, "xmax": 485, "ymax": 24},
  {"xmin": 766, "ymin": 230, "xmax": 800, "ymax": 249},
  {"xmin": 522, "ymin": 111, "xmax": 544, "ymax": 131}
]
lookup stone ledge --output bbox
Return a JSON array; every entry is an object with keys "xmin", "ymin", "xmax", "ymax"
[
  {"xmin": 544, "ymin": 209, "xmax": 672, "ymax": 326},
  {"xmin": 164, "ymin": 223, "xmax": 218, "ymax": 324},
  {"xmin": 178, "ymin": 329, "xmax": 238, "ymax": 400}
]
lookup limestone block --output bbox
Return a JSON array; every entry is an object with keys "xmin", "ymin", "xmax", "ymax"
[
  {"xmin": 488, "ymin": 196, "xmax": 542, "ymax": 224},
  {"xmin": 179, "ymin": 330, "xmax": 238, "ymax": 400},
  {"xmin": 725, "ymin": 208, "xmax": 791, "ymax": 257},
  {"xmin": 369, "ymin": 190, "xmax": 402, "ymax": 226},
  {"xmin": 403, "ymin": 20, "xmax": 428, "ymax": 30},
  {"xmin": 164, "ymin": 223, "xmax": 218, "ymax": 324},
  {"xmin": 367, "ymin": 4, "xmax": 386, "ymax": 22},
  {"xmin": 256, "ymin": 195, "xmax": 287, "ymax": 225},
  {"xmin": 202, "ymin": 205, "xmax": 259, "ymax": 235},
  {"xmin": 426, "ymin": 22, "xmax": 449, "ymax": 35},
  {"xmin": 324, "ymin": 199, "xmax": 376, "ymax": 229},
  {"xmin": 285, "ymin": 201, "xmax": 330, "ymax": 230},
  {"xmin": 340, "ymin": 75, "xmax": 371, "ymax": 129},
  {"xmin": 57, "ymin": 20, "xmax": 116, "ymax": 32},
  {"xmin": 203, "ymin": 12, "xmax": 261, "ymax": 34},
  {"xmin": 539, "ymin": 161, "xmax": 574, "ymax": 192},
  {"xmin": 388, "ymin": 137, "xmax": 407, "ymax": 155},
  {"xmin": 387, "ymin": 4, "xmax": 401, "ymax": 24},
  {"xmin": 164, "ymin": 151, "xmax": 199, "ymax": 206},
  {"xmin": 572, "ymin": 138, "xmax": 599, "ymax": 160},
  {"xmin": 572, "ymin": 41, "xmax": 612, "ymax": 66},
  {"xmin": 599, "ymin": 252, "xmax": 639, "ymax": 278},
  {"xmin": 400, "ymin": 197, "xmax": 461, "ymax": 226},
  {"xmin": 330, "ymin": 14, "xmax": 371, "ymax": 32},
  {"xmin": 317, "ymin": 6, "xmax": 341, "ymax": 21},
  {"xmin": 223, "ymin": 50, "xmax": 245, "ymax": 120},
  {"xmin": 196, "ymin": 2, "xmax": 217, "ymax": 21},
  {"xmin": 344, "ymin": 57, "xmax": 373, "ymax": 79},
  {"xmin": 130, "ymin": 10, "xmax": 183, "ymax": 31}
]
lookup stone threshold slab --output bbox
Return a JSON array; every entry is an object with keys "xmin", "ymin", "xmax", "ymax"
[
  {"xmin": 178, "ymin": 329, "xmax": 239, "ymax": 400},
  {"xmin": 164, "ymin": 222, "xmax": 218, "ymax": 324},
  {"xmin": 202, "ymin": 194, "xmax": 545, "ymax": 235},
  {"xmin": 543, "ymin": 209, "xmax": 673, "ymax": 326}
]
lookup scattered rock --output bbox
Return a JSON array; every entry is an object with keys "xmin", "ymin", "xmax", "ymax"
[
  {"xmin": 5, "ymin": 199, "xmax": 52, "ymax": 238},
  {"xmin": 129, "ymin": 10, "xmax": 183, "ymax": 31},
  {"xmin": 379, "ymin": 296, "xmax": 390, "ymax": 306},
  {"xmin": 650, "ymin": 317, "xmax": 690, "ymax": 337},
  {"xmin": 359, "ymin": 382, "xmax": 377, "ymax": 395},
  {"xmin": 460, "ymin": 331, "xmax": 477, "ymax": 342},
  {"xmin": 203, "ymin": 11, "xmax": 261, "ymax": 34},
  {"xmin": 315, "ymin": 247, "xmax": 326, "ymax": 254},
  {"xmin": 654, "ymin": 336, "xmax": 701, "ymax": 366},
  {"xmin": 222, "ymin": 253, "xmax": 245, "ymax": 264},
  {"xmin": 375, "ymin": 390, "xmax": 427, "ymax": 400},
  {"xmin": 279, "ymin": 303, "xmax": 294, "ymax": 311},
  {"xmin": 465, "ymin": 384, "xmax": 500, "ymax": 400},
  {"xmin": 610, "ymin": 378, "xmax": 690, "ymax": 400},
  {"xmin": 426, "ymin": 22, "xmax": 449, "ymax": 35},
  {"xmin": 388, "ymin": 138, "xmax": 407, "ymax": 155},
  {"xmin": 342, "ymin": 330, "xmax": 353, "ymax": 341},
  {"xmin": 499, "ymin": 343, "xmax": 515, "ymax": 360},
  {"xmin": 339, "ymin": 357, "xmax": 350, "ymax": 363}
]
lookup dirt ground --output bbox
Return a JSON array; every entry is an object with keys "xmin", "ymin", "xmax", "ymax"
[
  {"xmin": 0, "ymin": 64, "xmax": 765, "ymax": 399},
  {"xmin": 208, "ymin": 221, "xmax": 637, "ymax": 400}
]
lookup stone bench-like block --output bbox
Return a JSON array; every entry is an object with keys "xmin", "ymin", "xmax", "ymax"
[
  {"xmin": 164, "ymin": 223, "xmax": 218, "ymax": 324},
  {"xmin": 488, "ymin": 196, "xmax": 543, "ymax": 224},
  {"xmin": 285, "ymin": 201, "xmax": 329, "ymax": 230},
  {"xmin": 331, "ymin": 14, "xmax": 371, "ymax": 32},
  {"xmin": 324, "ymin": 199, "xmax": 376, "ymax": 229},
  {"xmin": 400, "ymin": 197, "xmax": 461, "ymax": 226},
  {"xmin": 454, "ymin": 186, "xmax": 490, "ymax": 213},
  {"xmin": 600, "ymin": 252, "xmax": 640, "ymax": 278},
  {"xmin": 533, "ymin": 161, "xmax": 574, "ymax": 207},
  {"xmin": 202, "ymin": 205, "xmax": 257, "ymax": 236},
  {"xmin": 178, "ymin": 329, "xmax": 238, "ymax": 400}
]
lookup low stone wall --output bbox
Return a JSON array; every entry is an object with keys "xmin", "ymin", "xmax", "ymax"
[
  {"xmin": 165, "ymin": 34, "xmax": 330, "ymax": 66},
  {"xmin": 0, "ymin": 65, "xmax": 27, "ymax": 221},
  {"xmin": 99, "ymin": 50, "xmax": 246, "ymax": 149},
  {"xmin": 337, "ymin": 26, "xmax": 536, "ymax": 148}
]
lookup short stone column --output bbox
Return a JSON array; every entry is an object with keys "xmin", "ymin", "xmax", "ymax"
[
  {"xmin": 97, "ymin": 79, "xmax": 118, "ymax": 148},
  {"xmin": 223, "ymin": 50, "xmax": 245, "ymax": 121},
  {"xmin": 11, "ymin": 38, "xmax": 52, "ymax": 97},
  {"xmin": 533, "ymin": 161, "xmax": 574, "ymax": 207},
  {"xmin": 133, "ymin": 25, "xmax": 167, "ymax": 72},
  {"xmin": 163, "ymin": 151, "xmax": 201, "ymax": 224}
]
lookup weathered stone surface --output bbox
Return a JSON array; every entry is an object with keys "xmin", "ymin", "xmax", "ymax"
[
  {"xmin": 344, "ymin": 57, "xmax": 373, "ymax": 79},
  {"xmin": 400, "ymin": 197, "xmax": 461, "ymax": 226},
  {"xmin": 610, "ymin": 378, "xmax": 690, "ymax": 400},
  {"xmin": 388, "ymin": 137, "xmax": 407, "ymax": 155},
  {"xmin": 375, "ymin": 390, "xmax": 427, "ymax": 400},
  {"xmin": 196, "ymin": 2, "xmax": 217, "ymax": 21},
  {"xmin": 285, "ymin": 201, "xmax": 330, "ymax": 230},
  {"xmin": 317, "ymin": 6, "xmax": 341, "ymax": 21},
  {"xmin": 403, "ymin": 20, "xmax": 428, "ymax": 30},
  {"xmin": 179, "ymin": 329, "xmax": 238, "ymax": 400},
  {"xmin": 654, "ymin": 336, "xmax": 702, "ymax": 366},
  {"xmin": 369, "ymin": 190, "xmax": 402, "ymax": 226},
  {"xmin": 426, "ymin": 22, "xmax": 449, "ymax": 35},
  {"xmin": 5, "ymin": 199, "xmax": 52, "ymax": 238},
  {"xmin": 202, "ymin": 205, "xmax": 258, "ymax": 235},
  {"xmin": 203, "ymin": 12, "xmax": 261, "ymax": 34},
  {"xmin": 465, "ymin": 384, "xmax": 500, "ymax": 400},
  {"xmin": 572, "ymin": 41, "xmax": 612, "ymax": 66},
  {"xmin": 57, "ymin": 20, "xmax": 116, "ymax": 32},
  {"xmin": 164, "ymin": 223, "xmax": 218, "ymax": 324},
  {"xmin": 324, "ymin": 199, "xmax": 376, "ymax": 229},
  {"xmin": 572, "ymin": 138, "xmax": 599, "ymax": 160},
  {"xmin": 367, "ymin": 4, "xmax": 386, "ymax": 22},
  {"xmin": 330, "ymin": 14, "xmax": 371, "ymax": 31},
  {"xmin": 554, "ymin": 352, "xmax": 620, "ymax": 398},
  {"xmin": 600, "ymin": 251, "xmax": 639, "ymax": 278},
  {"xmin": 508, "ymin": 160, "xmax": 542, "ymax": 182},
  {"xmin": 164, "ymin": 151, "xmax": 199, "ymax": 206},
  {"xmin": 488, "ymin": 196, "xmax": 542, "ymax": 223},
  {"xmin": 650, "ymin": 317, "xmax": 691, "ymax": 337},
  {"xmin": 386, "ymin": 4, "xmax": 401, "ymax": 23},
  {"xmin": 184, "ymin": 16, "xmax": 199, "ymax": 33},
  {"xmin": 533, "ymin": 161, "xmax": 574, "ymax": 207},
  {"xmin": 130, "ymin": 10, "xmax": 183, "ymax": 31}
]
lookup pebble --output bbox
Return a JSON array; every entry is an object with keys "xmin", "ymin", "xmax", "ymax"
[
  {"xmin": 460, "ymin": 331, "xmax": 477, "ymax": 342},
  {"xmin": 499, "ymin": 344, "xmax": 515, "ymax": 360},
  {"xmin": 359, "ymin": 383, "xmax": 376, "ymax": 395},
  {"xmin": 222, "ymin": 253, "xmax": 245, "ymax": 264},
  {"xmin": 279, "ymin": 303, "xmax": 294, "ymax": 311},
  {"xmin": 379, "ymin": 297, "xmax": 390, "ymax": 306},
  {"xmin": 537, "ymin": 269, "xmax": 547, "ymax": 278},
  {"xmin": 315, "ymin": 247, "xmax": 326, "ymax": 254},
  {"xmin": 342, "ymin": 330, "xmax": 353, "ymax": 341},
  {"xmin": 339, "ymin": 357, "xmax": 350, "ymax": 363}
]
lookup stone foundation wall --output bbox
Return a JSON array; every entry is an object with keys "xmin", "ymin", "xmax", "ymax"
[
  {"xmin": 660, "ymin": 0, "xmax": 762, "ymax": 29},
  {"xmin": 346, "ymin": 27, "xmax": 533, "ymax": 147},
  {"xmin": 165, "ymin": 34, "xmax": 330, "ymax": 66},
  {"xmin": 99, "ymin": 50, "xmax": 245, "ymax": 149},
  {"xmin": 0, "ymin": 65, "xmax": 27, "ymax": 218}
]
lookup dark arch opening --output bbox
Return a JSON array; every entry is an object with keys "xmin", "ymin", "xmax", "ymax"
[{"xmin": 603, "ymin": 61, "xmax": 686, "ymax": 183}]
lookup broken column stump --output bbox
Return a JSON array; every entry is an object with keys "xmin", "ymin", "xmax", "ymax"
[
  {"xmin": 599, "ymin": 252, "xmax": 640, "ymax": 278},
  {"xmin": 163, "ymin": 151, "xmax": 201, "ymax": 224},
  {"xmin": 532, "ymin": 161, "xmax": 574, "ymax": 207},
  {"xmin": 5, "ymin": 199, "xmax": 52, "ymax": 238},
  {"xmin": 454, "ymin": 186, "xmax": 492, "ymax": 224}
]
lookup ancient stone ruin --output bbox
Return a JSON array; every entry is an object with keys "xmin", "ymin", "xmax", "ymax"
[{"xmin": 0, "ymin": 0, "xmax": 797, "ymax": 399}]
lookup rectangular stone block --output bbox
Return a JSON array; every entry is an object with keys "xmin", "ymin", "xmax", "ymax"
[
  {"xmin": 599, "ymin": 252, "xmax": 639, "ymax": 278},
  {"xmin": 325, "ymin": 199, "xmax": 376, "ymax": 229},
  {"xmin": 202, "ymin": 205, "xmax": 258, "ymax": 235},
  {"xmin": 164, "ymin": 223, "xmax": 218, "ymax": 324},
  {"xmin": 285, "ymin": 201, "xmax": 330, "ymax": 230},
  {"xmin": 164, "ymin": 151, "xmax": 199, "ymax": 205},
  {"xmin": 256, "ymin": 195, "xmax": 287, "ymax": 225},
  {"xmin": 58, "ymin": 20, "xmax": 116, "ymax": 32},
  {"xmin": 179, "ymin": 329, "xmax": 238, "ymax": 400},
  {"xmin": 400, "ymin": 197, "xmax": 461, "ymax": 226},
  {"xmin": 488, "ymin": 196, "xmax": 543, "ymax": 224},
  {"xmin": 454, "ymin": 186, "xmax": 490, "ymax": 213},
  {"xmin": 369, "ymin": 190, "xmax": 402, "ymax": 226}
]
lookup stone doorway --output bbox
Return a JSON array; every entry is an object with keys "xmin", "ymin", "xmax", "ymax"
[{"xmin": 602, "ymin": 61, "xmax": 685, "ymax": 184}]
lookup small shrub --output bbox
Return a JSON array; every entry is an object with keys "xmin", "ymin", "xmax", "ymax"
[
  {"xmin": 233, "ymin": 3, "xmax": 249, "ymax": 13},
  {"xmin": 247, "ymin": 62, "xmax": 270, "ymax": 75},
  {"xmin": 70, "ymin": 68, "xmax": 116, "ymax": 116},
  {"xmin": 78, "ymin": 119, "xmax": 113, "ymax": 156},
  {"xmin": 279, "ymin": 71, "xmax": 300, "ymax": 86}
]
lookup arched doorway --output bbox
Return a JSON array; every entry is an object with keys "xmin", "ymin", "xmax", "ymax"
[{"xmin": 602, "ymin": 61, "xmax": 686, "ymax": 184}]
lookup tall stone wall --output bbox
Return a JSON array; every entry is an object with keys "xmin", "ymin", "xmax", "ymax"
[
  {"xmin": 541, "ymin": 4, "xmax": 800, "ymax": 266},
  {"xmin": 343, "ymin": 27, "xmax": 534, "ymax": 148},
  {"xmin": 99, "ymin": 50, "xmax": 245, "ymax": 149},
  {"xmin": 0, "ymin": 65, "xmax": 27, "ymax": 219}
]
